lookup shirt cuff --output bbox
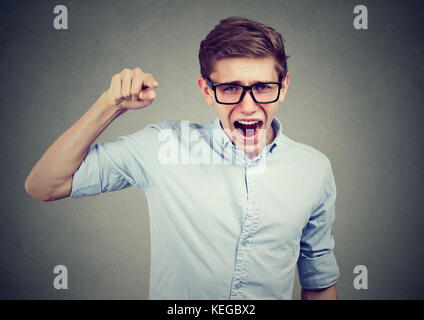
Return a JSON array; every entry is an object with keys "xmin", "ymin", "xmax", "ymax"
[
  {"xmin": 69, "ymin": 145, "xmax": 102, "ymax": 198},
  {"xmin": 297, "ymin": 251, "xmax": 340, "ymax": 290}
]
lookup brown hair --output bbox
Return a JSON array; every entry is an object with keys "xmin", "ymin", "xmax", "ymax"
[{"xmin": 199, "ymin": 16, "xmax": 288, "ymax": 82}]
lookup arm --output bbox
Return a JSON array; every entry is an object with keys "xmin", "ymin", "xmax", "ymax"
[
  {"xmin": 301, "ymin": 284, "xmax": 338, "ymax": 300},
  {"xmin": 297, "ymin": 159, "xmax": 340, "ymax": 298},
  {"xmin": 25, "ymin": 67, "xmax": 158, "ymax": 201}
]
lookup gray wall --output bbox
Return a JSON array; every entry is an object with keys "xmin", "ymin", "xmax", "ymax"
[{"xmin": 1, "ymin": 0, "xmax": 423, "ymax": 299}]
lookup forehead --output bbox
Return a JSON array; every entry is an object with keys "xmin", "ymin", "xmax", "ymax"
[{"xmin": 210, "ymin": 57, "xmax": 279, "ymax": 84}]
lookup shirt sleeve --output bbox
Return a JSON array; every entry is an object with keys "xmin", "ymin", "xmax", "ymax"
[
  {"xmin": 69, "ymin": 126, "xmax": 157, "ymax": 198},
  {"xmin": 297, "ymin": 158, "xmax": 340, "ymax": 290}
]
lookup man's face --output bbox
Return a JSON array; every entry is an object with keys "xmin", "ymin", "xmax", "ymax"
[{"xmin": 198, "ymin": 57, "xmax": 290, "ymax": 158}]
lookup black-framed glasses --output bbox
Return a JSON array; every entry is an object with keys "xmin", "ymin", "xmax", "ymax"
[{"xmin": 206, "ymin": 79, "xmax": 282, "ymax": 105}]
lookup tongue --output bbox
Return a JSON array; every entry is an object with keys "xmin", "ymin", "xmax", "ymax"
[{"xmin": 240, "ymin": 123, "xmax": 257, "ymax": 137}]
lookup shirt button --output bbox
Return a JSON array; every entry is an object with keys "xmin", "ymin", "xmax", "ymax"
[
  {"xmin": 242, "ymin": 239, "xmax": 248, "ymax": 246},
  {"xmin": 235, "ymin": 281, "xmax": 243, "ymax": 289}
]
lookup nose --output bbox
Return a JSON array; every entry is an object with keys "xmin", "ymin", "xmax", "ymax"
[{"xmin": 238, "ymin": 90, "xmax": 258, "ymax": 114}]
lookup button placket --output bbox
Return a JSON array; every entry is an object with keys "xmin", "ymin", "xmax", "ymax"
[{"xmin": 230, "ymin": 166, "xmax": 263, "ymax": 299}]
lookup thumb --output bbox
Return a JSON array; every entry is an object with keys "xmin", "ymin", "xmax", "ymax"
[{"xmin": 139, "ymin": 88, "xmax": 156, "ymax": 101}]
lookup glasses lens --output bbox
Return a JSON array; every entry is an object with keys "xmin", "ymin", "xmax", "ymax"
[
  {"xmin": 215, "ymin": 84, "xmax": 243, "ymax": 103},
  {"xmin": 215, "ymin": 83, "xmax": 280, "ymax": 104},
  {"xmin": 252, "ymin": 83, "xmax": 280, "ymax": 103}
]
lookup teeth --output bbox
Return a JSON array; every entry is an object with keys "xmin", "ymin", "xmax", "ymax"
[{"xmin": 237, "ymin": 120, "xmax": 259, "ymax": 125}]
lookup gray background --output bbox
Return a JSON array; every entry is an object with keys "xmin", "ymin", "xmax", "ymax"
[{"xmin": 1, "ymin": 0, "xmax": 423, "ymax": 299}]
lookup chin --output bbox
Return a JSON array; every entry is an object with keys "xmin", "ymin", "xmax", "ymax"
[{"xmin": 234, "ymin": 136, "xmax": 266, "ymax": 156}]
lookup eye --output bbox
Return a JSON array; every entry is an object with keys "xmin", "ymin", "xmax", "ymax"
[
  {"xmin": 254, "ymin": 83, "xmax": 271, "ymax": 91},
  {"xmin": 220, "ymin": 85, "xmax": 240, "ymax": 93}
]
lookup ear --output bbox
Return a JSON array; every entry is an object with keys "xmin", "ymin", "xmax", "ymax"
[
  {"xmin": 197, "ymin": 77, "xmax": 215, "ymax": 105},
  {"xmin": 278, "ymin": 72, "xmax": 290, "ymax": 103}
]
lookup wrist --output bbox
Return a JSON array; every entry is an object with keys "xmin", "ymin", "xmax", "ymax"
[
  {"xmin": 92, "ymin": 92, "xmax": 128, "ymax": 123},
  {"xmin": 100, "ymin": 91, "xmax": 124, "ymax": 111}
]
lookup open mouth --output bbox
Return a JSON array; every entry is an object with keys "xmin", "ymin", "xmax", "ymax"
[{"xmin": 233, "ymin": 120, "xmax": 264, "ymax": 139}]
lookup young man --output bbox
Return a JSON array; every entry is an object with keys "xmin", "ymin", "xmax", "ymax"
[{"xmin": 25, "ymin": 17, "xmax": 339, "ymax": 300}]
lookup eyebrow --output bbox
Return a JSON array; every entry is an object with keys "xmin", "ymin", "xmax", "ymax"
[{"xmin": 218, "ymin": 80, "xmax": 274, "ymax": 85}]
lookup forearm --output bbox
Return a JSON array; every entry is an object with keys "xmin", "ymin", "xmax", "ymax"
[
  {"xmin": 301, "ymin": 284, "xmax": 338, "ymax": 300},
  {"xmin": 25, "ymin": 92, "xmax": 126, "ymax": 201}
]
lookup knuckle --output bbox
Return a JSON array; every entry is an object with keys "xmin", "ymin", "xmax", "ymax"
[
  {"xmin": 121, "ymin": 68, "xmax": 131, "ymax": 76},
  {"xmin": 131, "ymin": 79, "xmax": 141, "ymax": 90},
  {"xmin": 132, "ymin": 73, "xmax": 142, "ymax": 83}
]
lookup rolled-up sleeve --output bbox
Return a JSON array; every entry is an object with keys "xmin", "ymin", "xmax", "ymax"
[
  {"xmin": 297, "ymin": 159, "xmax": 340, "ymax": 290},
  {"xmin": 70, "ymin": 126, "xmax": 156, "ymax": 198}
]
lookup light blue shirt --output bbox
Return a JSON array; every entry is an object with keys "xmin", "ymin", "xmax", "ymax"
[{"xmin": 70, "ymin": 117, "xmax": 339, "ymax": 299}]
